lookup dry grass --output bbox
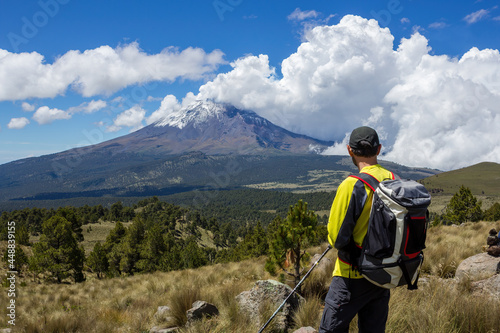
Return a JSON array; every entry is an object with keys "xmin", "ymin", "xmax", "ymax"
[
  {"xmin": 387, "ymin": 277, "xmax": 500, "ymax": 333},
  {"xmin": 422, "ymin": 221, "xmax": 500, "ymax": 278},
  {"xmin": 2, "ymin": 221, "xmax": 500, "ymax": 332},
  {"xmin": 291, "ymin": 295, "xmax": 323, "ymax": 329},
  {"xmin": 0, "ymin": 257, "xmax": 272, "ymax": 332}
]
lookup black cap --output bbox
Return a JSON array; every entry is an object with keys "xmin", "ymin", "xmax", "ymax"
[{"xmin": 349, "ymin": 126, "xmax": 380, "ymax": 149}]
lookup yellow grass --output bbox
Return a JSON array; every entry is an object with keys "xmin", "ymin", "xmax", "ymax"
[
  {"xmin": 423, "ymin": 221, "xmax": 500, "ymax": 279},
  {"xmin": 80, "ymin": 221, "xmax": 133, "ymax": 254},
  {"xmin": 1, "ymin": 221, "xmax": 500, "ymax": 332}
]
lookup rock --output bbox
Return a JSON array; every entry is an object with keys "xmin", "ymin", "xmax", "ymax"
[
  {"xmin": 293, "ymin": 327, "xmax": 318, "ymax": 333},
  {"xmin": 154, "ymin": 306, "xmax": 173, "ymax": 322},
  {"xmin": 471, "ymin": 274, "xmax": 500, "ymax": 299},
  {"xmin": 236, "ymin": 279, "xmax": 304, "ymax": 331},
  {"xmin": 0, "ymin": 329, "xmax": 12, "ymax": 333},
  {"xmin": 487, "ymin": 245, "xmax": 500, "ymax": 257},
  {"xmin": 310, "ymin": 253, "xmax": 333, "ymax": 275},
  {"xmin": 186, "ymin": 300, "xmax": 219, "ymax": 323},
  {"xmin": 149, "ymin": 327, "xmax": 178, "ymax": 333},
  {"xmin": 455, "ymin": 253, "xmax": 500, "ymax": 281}
]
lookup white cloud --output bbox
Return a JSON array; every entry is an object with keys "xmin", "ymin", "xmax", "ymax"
[
  {"xmin": 84, "ymin": 100, "xmax": 107, "ymax": 113},
  {"xmin": 153, "ymin": 14, "xmax": 500, "ymax": 170},
  {"xmin": 288, "ymin": 8, "xmax": 319, "ymax": 22},
  {"xmin": 198, "ymin": 15, "xmax": 401, "ymax": 140},
  {"xmin": 287, "ymin": 8, "xmax": 336, "ymax": 41},
  {"xmin": 67, "ymin": 99, "xmax": 107, "ymax": 114},
  {"xmin": 0, "ymin": 43, "xmax": 226, "ymax": 101},
  {"xmin": 21, "ymin": 102, "xmax": 35, "ymax": 111},
  {"xmin": 428, "ymin": 21, "xmax": 447, "ymax": 29},
  {"xmin": 412, "ymin": 25, "xmax": 425, "ymax": 34},
  {"xmin": 401, "ymin": 17, "xmax": 410, "ymax": 24},
  {"xmin": 146, "ymin": 95, "xmax": 182, "ymax": 125},
  {"xmin": 464, "ymin": 9, "xmax": 490, "ymax": 24},
  {"xmin": 147, "ymin": 96, "xmax": 163, "ymax": 102},
  {"xmin": 107, "ymin": 105, "xmax": 146, "ymax": 132},
  {"xmin": 7, "ymin": 117, "xmax": 30, "ymax": 129},
  {"xmin": 32, "ymin": 106, "xmax": 71, "ymax": 125}
]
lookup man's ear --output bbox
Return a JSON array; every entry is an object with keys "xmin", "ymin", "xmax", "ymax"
[
  {"xmin": 376, "ymin": 144, "xmax": 382, "ymax": 156},
  {"xmin": 347, "ymin": 145, "xmax": 354, "ymax": 156}
]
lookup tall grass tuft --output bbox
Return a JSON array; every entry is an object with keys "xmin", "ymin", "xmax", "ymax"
[
  {"xmin": 422, "ymin": 221, "xmax": 499, "ymax": 279},
  {"xmin": 168, "ymin": 286, "xmax": 201, "ymax": 327},
  {"xmin": 387, "ymin": 277, "xmax": 500, "ymax": 333},
  {"xmin": 292, "ymin": 295, "xmax": 323, "ymax": 329}
]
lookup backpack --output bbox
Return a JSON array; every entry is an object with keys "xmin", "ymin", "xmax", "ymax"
[{"xmin": 350, "ymin": 173, "xmax": 431, "ymax": 290}]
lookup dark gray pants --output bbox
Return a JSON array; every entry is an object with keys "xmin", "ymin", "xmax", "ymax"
[{"xmin": 319, "ymin": 276, "xmax": 390, "ymax": 333}]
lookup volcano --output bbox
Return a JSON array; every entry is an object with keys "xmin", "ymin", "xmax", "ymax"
[
  {"xmin": 92, "ymin": 100, "xmax": 334, "ymax": 155},
  {"xmin": 0, "ymin": 100, "xmax": 334, "ymax": 204}
]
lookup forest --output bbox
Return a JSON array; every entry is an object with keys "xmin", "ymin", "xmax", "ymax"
[
  {"xmin": 0, "ymin": 189, "xmax": 331, "ymax": 284},
  {"xmin": 1, "ymin": 186, "xmax": 499, "ymax": 284}
]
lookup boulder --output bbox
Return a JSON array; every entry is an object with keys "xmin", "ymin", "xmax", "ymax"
[
  {"xmin": 154, "ymin": 306, "xmax": 173, "ymax": 322},
  {"xmin": 309, "ymin": 253, "xmax": 333, "ymax": 275},
  {"xmin": 186, "ymin": 300, "xmax": 219, "ymax": 323},
  {"xmin": 236, "ymin": 279, "xmax": 304, "ymax": 331},
  {"xmin": 455, "ymin": 253, "xmax": 500, "ymax": 280},
  {"xmin": 487, "ymin": 245, "xmax": 500, "ymax": 257},
  {"xmin": 293, "ymin": 327, "xmax": 318, "ymax": 333},
  {"xmin": 471, "ymin": 274, "xmax": 500, "ymax": 299}
]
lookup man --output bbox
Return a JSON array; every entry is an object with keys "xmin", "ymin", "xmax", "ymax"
[{"xmin": 319, "ymin": 126, "xmax": 395, "ymax": 333}]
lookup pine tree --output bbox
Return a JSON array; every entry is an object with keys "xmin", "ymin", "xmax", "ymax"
[
  {"xmin": 30, "ymin": 216, "xmax": 85, "ymax": 283},
  {"xmin": 137, "ymin": 224, "xmax": 166, "ymax": 272},
  {"xmin": 15, "ymin": 223, "xmax": 30, "ymax": 246},
  {"xmin": 104, "ymin": 221, "xmax": 127, "ymax": 276},
  {"xmin": 180, "ymin": 237, "xmax": 207, "ymax": 269},
  {"xmin": 266, "ymin": 200, "xmax": 318, "ymax": 292},
  {"xmin": 118, "ymin": 218, "xmax": 145, "ymax": 275},
  {"xmin": 3, "ymin": 246, "xmax": 28, "ymax": 275},
  {"xmin": 443, "ymin": 185, "xmax": 483, "ymax": 224},
  {"xmin": 87, "ymin": 242, "xmax": 109, "ymax": 279},
  {"xmin": 484, "ymin": 202, "xmax": 500, "ymax": 222},
  {"xmin": 56, "ymin": 207, "xmax": 84, "ymax": 242},
  {"xmin": 109, "ymin": 201, "xmax": 124, "ymax": 221}
]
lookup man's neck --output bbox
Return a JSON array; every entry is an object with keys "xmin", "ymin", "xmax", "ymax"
[{"xmin": 356, "ymin": 158, "xmax": 378, "ymax": 172}]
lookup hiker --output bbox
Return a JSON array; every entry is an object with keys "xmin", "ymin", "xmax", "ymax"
[{"xmin": 319, "ymin": 126, "xmax": 395, "ymax": 333}]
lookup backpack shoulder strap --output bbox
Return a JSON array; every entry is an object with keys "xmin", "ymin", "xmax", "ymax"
[{"xmin": 349, "ymin": 172, "xmax": 380, "ymax": 192}]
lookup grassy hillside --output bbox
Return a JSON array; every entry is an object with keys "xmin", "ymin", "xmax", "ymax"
[
  {"xmin": 419, "ymin": 162, "xmax": 500, "ymax": 214},
  {"xmin": 2, "ymin": 221, "xmax": 500, "ymax": 332},
  {"xmin": 420, "ymin": 162, "xmax": 500, "ymax": 196}
]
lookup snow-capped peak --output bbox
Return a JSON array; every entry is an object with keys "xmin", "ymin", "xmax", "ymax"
[{"xmin": 154, "ymin": 100, "xmax": 226, "ymax": 129}]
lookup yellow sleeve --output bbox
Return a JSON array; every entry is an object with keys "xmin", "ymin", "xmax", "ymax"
[{"xmin": 327, "ymin": 179, "xmax": 354, "ymax": 248}]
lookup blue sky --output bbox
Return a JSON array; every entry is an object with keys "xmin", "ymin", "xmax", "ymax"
[{"xmin": 1, "ymin": 0, "xmax": 500, "ymax": 170}]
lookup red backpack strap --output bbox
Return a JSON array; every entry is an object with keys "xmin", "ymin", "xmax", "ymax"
[{"xmin": 349, "ymin": 172, "xmax": 380, "ymax": 192}]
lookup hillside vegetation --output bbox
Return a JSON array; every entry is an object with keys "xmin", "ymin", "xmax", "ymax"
[
  {"xmin": 421, "ymin": 162, "xmax": 500, "ymax": 196},
  {"xmin": 0, "ymin": 153, "xmax": 438, "ymax": 211},
  {"xmin": 1, "ymin": 222, "xmax": 499, "ymax": 332},
  {"xmin": 421, "ymin": 162, "xmax": 500, "ymax": 214}
]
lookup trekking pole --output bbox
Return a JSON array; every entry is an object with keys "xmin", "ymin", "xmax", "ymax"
[{"xmin": 258, "ymin": 245, "xmax": 332, "ymax": 333}]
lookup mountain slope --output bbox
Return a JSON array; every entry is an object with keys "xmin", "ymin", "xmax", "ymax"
[
  {"xmin": 91, "ymin": 100, "xmax": 335, "ymax": 155},
  {"xmin": 420, "ymin": 161, "xmax": 500, "ymax": 196},
  {"xmin": 0, "ymin": 101, "xmax": 439, "ymax": 208}
]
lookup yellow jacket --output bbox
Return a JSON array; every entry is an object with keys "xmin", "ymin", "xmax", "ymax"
[{"xmin": 328, "ymin": 164, "xmax": 395, "ymax": 278}]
